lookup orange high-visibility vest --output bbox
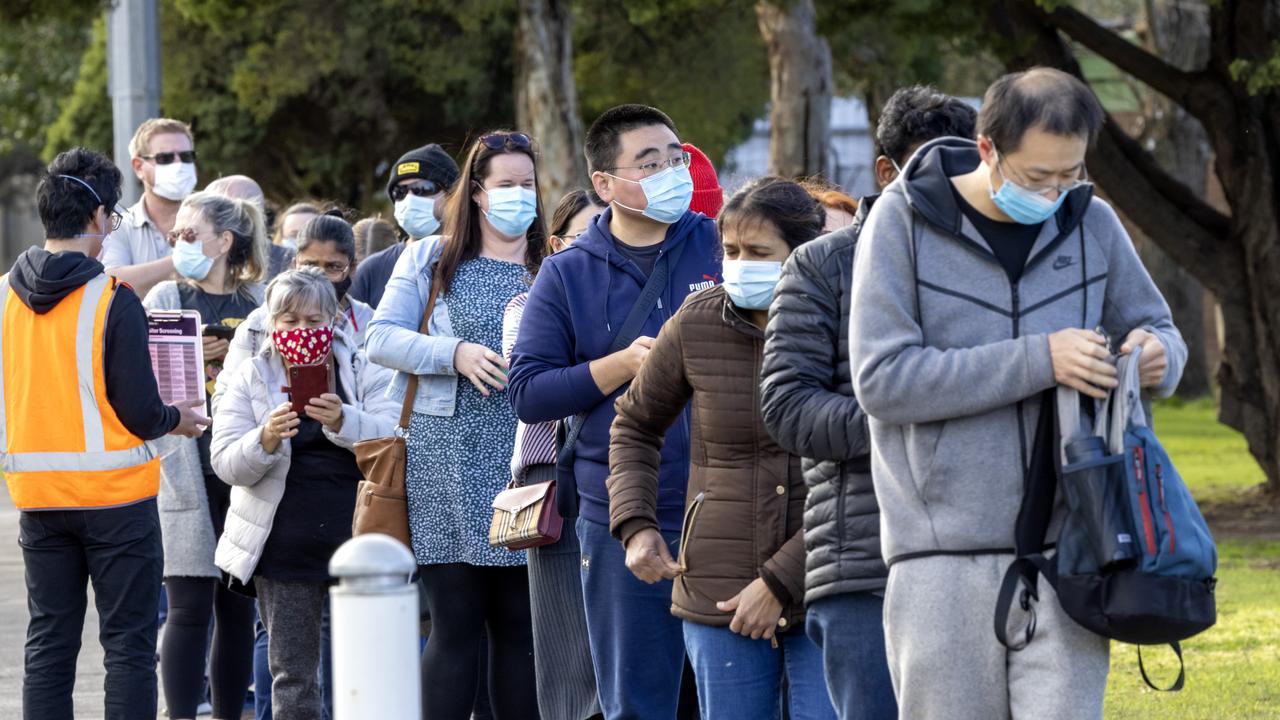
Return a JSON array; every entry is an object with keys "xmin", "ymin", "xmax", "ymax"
[{"xmin": 0, "ymin": 272, "xmax": 160, "ymax": 510}]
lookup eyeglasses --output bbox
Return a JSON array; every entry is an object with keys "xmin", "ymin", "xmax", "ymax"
[
  {"xmin": 140, "ymin": 150, "xmax": 198, "ymax": 165},
  {"xmin": 479, "ymin": 133, "xmax": 533, "ymax": 151},
  {"xmin": 997, "ymin": 158, "xmax": 1091, "ymax": 197},
  {"xmin": 166, "ymin": 227, "xmax": 200, "ymax": 247},
  {"xmin": 108, "ymin": 206, "xmax": 124, "ymax": 232},
  {"xmin": 390, "ymin": 180, "xmax": 443, "ymax": 202},
  {"xmin": 607, "ymin": 151, "xmax": 692, "ymax": 179},
  {"xmin": 296, "ymin": 260, "xmax": 351, "ymax": 277}
]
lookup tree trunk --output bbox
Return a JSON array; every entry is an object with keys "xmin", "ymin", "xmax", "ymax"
[
  {"xmin": 1129, "ymin": 0, "xmax": 1213, "ymax": 397},
  {"xmin": 755, "ymin": 0, "xmax": 833, "ymax": 179},
  {"xmin": 993, "ymin": 0, "xmax": 1280, "ymax": 492},
  {"xmin": 515, "ymin": 0, "xmax": 586, "ymax": 208}
]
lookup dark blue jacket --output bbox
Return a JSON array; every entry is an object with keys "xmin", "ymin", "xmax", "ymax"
[{"xmin": 508, "ymin": 207, "xmax": 721, "ymax": 531}]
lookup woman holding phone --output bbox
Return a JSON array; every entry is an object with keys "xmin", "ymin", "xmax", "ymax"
[
  {"xmin": 211, "ymin": 268, "xmax": 397, "ymax": 720},
  {"xmin": 367, "ymin": 130, "xmax": 547, "ymax": 719},
  {"xmin": 142, "ymin": 191, "xmax": 266, "ymax": 720}
]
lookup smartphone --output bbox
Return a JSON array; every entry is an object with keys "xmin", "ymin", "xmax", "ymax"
[
  {"xmin": 203, "ymin": 324, "xmax": 236, "ymax": 342},
  {"xmin": 288, "ymin": 363, "xmax": 335, "ymax": 415}
]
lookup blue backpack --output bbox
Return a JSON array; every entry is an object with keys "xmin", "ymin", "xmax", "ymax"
[{"xmin": 995, "ymin": 346, "xmax": 1217, "ymax": 690}]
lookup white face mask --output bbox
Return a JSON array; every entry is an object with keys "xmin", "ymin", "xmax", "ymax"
[{"xmin": 152, "ymin": 162, "xmax": 198, "ymax": 201}]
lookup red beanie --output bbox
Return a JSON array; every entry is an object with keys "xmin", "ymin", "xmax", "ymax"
[{"xmin": 683, "ymin": 143, "xmax": 723, "ymax": 218}]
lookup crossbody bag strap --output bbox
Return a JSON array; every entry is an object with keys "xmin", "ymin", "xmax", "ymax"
[
  {"xmin": 559, "ymin": 237, "xmax": 689, "ymax": 453},
  {"xmin": 398, "ymin": 282, "xmax": 441, "ymax": 431}
]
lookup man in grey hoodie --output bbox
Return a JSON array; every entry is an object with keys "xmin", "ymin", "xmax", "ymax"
[{"xmin": 849, "ymin": 67, "xmax": 1186, "ymax": 719}]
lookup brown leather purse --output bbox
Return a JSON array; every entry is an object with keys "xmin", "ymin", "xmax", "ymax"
[
  {"xmin": 352, "ymin": 285, "xmax": 439, "ymax": 550},
  {"xmin": 488, "ymin": 476, "xmax": 562, "ymax": 551}
]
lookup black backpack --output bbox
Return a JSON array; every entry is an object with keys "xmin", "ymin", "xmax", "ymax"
[{"xmin": 995, "ymin": 348, "xmax": 1217, "ymax": 691}]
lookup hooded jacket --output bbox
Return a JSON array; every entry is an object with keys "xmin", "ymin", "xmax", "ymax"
[
  {"xmin": 6, "ymin": 247, "xmax": 178, "ymax": 442},
  {"xmin": 760, "ymin": 195, "xmax": 886, "ymax": 604},
  {"xmin": 507, "ymin": 207, "xmax": 721, "ymax": 532},
  {"xmin": 849, "ymin": 137, "xmax": 1186, "ymax": 565}
]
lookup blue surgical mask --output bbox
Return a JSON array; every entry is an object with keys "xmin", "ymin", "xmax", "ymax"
[
  {"xmin": 988, "ymin": 159, "xmax": 1068, "ymax": 226},
  {"xmin": 482, "ymin": 186, "xmax": 538, "ymax": 237},
  {"xmin": 611, "ymin": 165, "xmax": 694, "ymax": 225},
  {"xmin": 721, "ymin": 259, "xmax": 782, "ymax": 310},
  {"xmin": 394, "ymin": 194, "xmax": 440, "ymax": 238},
  {"xmin": 172, "ymin": 237, "xmax": 214, "ymax": 281}
]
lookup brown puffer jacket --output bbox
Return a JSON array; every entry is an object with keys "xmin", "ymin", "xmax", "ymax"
[{"xmin": 609, "ymin": 285, "xmax": 806, "ymax": 629}]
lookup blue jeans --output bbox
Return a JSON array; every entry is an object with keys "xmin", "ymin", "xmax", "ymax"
[
  {"xmin": 577, "ymin": 517, "xmax": 686, "ymax": 720},
  {"xmin": 805, "ymin": 594, "xmax": 897, "ymax": 720},
  {"xmin": 19, "ymin": 500, "xmax": 164, "ymax": 720},
  {"xmin": 683, "ymin": 621, "xmax": 835, "ymax": 720},
  {"xmin": 254, "ymin": 602, "xmax": 333, "ymax": 720}
]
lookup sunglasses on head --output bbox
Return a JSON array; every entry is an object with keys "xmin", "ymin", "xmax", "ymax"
[
  {"xmin": 390, "ymin": 180, "xmax": 443, "ymax": 202},
  {"xmin": 141, "ymin": 150, "xmax": 197, "ymax": 165},
  {"xmin": 479, "ymin": 133, "xmax": 532, "ymax": 151}
]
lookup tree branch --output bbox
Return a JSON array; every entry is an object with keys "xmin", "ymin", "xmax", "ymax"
[{"xmin": 1036, "ymin": 3, "xmax": 1227, "ymax": 124}]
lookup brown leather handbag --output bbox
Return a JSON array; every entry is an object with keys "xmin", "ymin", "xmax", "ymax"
[
  {"xmin": 352, "ymin": 285, "xmax": 439, "ymax": 550},
  {"xmin": 488, "ymin": 477, "xmax": 562, "ymax": 551}
]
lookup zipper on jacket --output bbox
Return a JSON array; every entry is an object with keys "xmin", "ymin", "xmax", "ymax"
[
  {"xmin": 1133, "ymin": 446, "xmax": 1158, "ymax": 556},
  {"xmin": 1157, "ymin": 461, "xmax": 1176, "ymax": 553},
  {"xmin": 676, "ymin": 492, "xmax": 705, "ymax": 574},
  {"xmin": 1011, "ymin": 282, "xmax": 1029, "ymax": 476}
]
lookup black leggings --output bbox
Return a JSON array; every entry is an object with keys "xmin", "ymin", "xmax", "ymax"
[
  {"xmin": 161, "ymin": 576, "xmax": 256, "ymax": 718},
  {"xmin": 419, "ymin": 563, "xmax": 537, "ymax": 720}
]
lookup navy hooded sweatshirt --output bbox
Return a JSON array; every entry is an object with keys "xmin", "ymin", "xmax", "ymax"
[{"xmin": 508, "ymin": 207, "xmax": 722, "ymax": 532}]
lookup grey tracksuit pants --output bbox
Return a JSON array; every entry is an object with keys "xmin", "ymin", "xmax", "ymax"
[{"xmin": 883, "ymin": 554, "xmax": 1110, "ymax": 720}]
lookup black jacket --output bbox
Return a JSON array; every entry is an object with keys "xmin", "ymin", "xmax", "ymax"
[
  {"xmin": 760, "ymin": 196, "xmax": 887, "ymax": 603},
  {"xmin": 8, "ymin": 248, "xmax": 178, "ymax": 440}
]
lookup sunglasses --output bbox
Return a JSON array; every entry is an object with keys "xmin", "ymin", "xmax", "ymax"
[
  {"xmin": 390, "ymin": 180, "xmax": 443, "ymax": 202},
  {"xmin": 479, "ymin": 133, "xmax": 532, "ymax": 151},
  {"xmin": 166, "ymin": 227, "xmax": 200, "ymax": 247},
  {"xmin": 141, "ymin": 150, "xmax": 198, "ymax": 165}
]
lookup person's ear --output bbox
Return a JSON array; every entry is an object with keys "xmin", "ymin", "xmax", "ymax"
[
  {"xmin": 131, "ymin": 156, "xmax": 146, "ymax": 183},
  {"xmin": 218, "ymin": 229, "xmax": 235, "ymax": 256},
  {"xmin": 874, "ymin": 156, "xmax": 898, "ymax": 189},
  {"xmin": 548, "ymin": 235, "xmax": 567, "ymax": 254},
  {"xmin": 976, "ymin": 135, "xmax": 997, "ymax": 167},
  {"xmin": 471, "ymin": 181, "xmax": 487, "ymax": 212},
  {"xmin": 591, "ymin": 171, "xmax": 614, "ymax": 205}
]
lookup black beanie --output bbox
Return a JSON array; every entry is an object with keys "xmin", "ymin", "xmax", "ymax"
[{"xmin": 386, "ymin": 144, "xmax": 460, "ymax": 202}]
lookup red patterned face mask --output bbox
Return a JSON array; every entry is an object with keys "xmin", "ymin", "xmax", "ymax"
[{"xmin": 271, "ymin": 326, "xmax": 333, "ymax": 366}]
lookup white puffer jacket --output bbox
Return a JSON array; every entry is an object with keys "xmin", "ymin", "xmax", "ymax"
[{"xmin": 210, "ymin": 326, "xmax": 397, "ymax": 584}]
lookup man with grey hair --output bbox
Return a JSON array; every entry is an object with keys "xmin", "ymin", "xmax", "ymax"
[{"xmin": 207, "ymin": 174, "xmax": 295, "ymax": 281}]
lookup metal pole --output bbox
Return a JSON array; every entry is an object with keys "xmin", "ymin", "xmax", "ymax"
[
  {"xmin": 106, "ymin": 0, "xmax": 161, "ymax": 207},
  {"xmin": 329, "ymin": 534, "xmax": 420, "ymax": 720}
]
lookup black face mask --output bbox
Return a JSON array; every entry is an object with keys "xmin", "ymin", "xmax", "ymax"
[{"xmin": 332, "ymin": 277, "xmax": 353, "ymax": 302}]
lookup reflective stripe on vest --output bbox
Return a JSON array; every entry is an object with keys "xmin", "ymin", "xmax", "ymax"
[{"xmin": 0, "ymin": 272, "xmax": 159, "ymax": 510}]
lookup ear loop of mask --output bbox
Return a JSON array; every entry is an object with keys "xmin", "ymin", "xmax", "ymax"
[{"xmin": 600, "ymin": 172, "xmax": 647, "ymax": 215}]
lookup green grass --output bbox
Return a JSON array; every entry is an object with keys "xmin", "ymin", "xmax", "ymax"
[{"xmin": 1102, "ymin": 401, "xmax": 1279, "ymax": 718}]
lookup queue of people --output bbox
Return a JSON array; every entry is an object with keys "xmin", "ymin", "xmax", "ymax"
[{"xmin": 2, "ymin": 65, "xmax": 1187, "ymax": 720}]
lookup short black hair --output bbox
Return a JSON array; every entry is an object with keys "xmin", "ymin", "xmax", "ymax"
[
  {"xmin": 978, "ymin": 67, "xmax": 1104, "ymax": 154},
  {"xmin": 584, "ymin": 104, "xmax": 678, "ymax": 174},
  {"xmin": 36, "ymin": 148, "xmax": 122, "ymax": 240},
  {"xmin": 718, "ymin": 176, "xmax": 825, "ymax": 252},
  {"xmin": 876, "ymin": 86, "xmax": 978, "ymax": 165}
]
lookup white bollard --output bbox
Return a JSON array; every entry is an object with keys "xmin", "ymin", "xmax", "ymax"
[{"xmin": 329, "ymin": 533, "xmax": 420, "ymax": 720}]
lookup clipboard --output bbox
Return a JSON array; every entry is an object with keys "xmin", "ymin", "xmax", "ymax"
[{"xmin": 146, "ymin": 309, "xmax": 206, "ymax": 406}]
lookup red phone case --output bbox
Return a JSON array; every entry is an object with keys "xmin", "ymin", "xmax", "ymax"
[{"xmin": 288, "ymin": 364, "xmax": 334, "ymax": 414}]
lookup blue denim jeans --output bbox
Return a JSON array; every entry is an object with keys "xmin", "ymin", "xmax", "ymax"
[
  {"xmin": 19, "ymin": 500, "xmax": 164, "ymax": 720},
  {"xmin": 804, "ymin": 593, "xmax": 897, "ymax": 720},
  {"xmin": 577, "ymin": 517, "xmax": 687, "ymax": 720},
  {"xmin": 683, "ymin": 620, "xmax": 835, "ymax": 720}
]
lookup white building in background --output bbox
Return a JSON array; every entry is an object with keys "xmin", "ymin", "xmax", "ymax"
[
  {"xmin": 720, "ymin": 95, "xmax": 981, "ymax": 198},
  {"xmin": 720, "ymin": 96, "xmax": 879, "ymax": 198}
]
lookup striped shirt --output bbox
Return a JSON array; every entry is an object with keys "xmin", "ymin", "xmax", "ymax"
[{"xmin": 503, "ymin": 293, "xmax": 558, "ymax": 484}]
